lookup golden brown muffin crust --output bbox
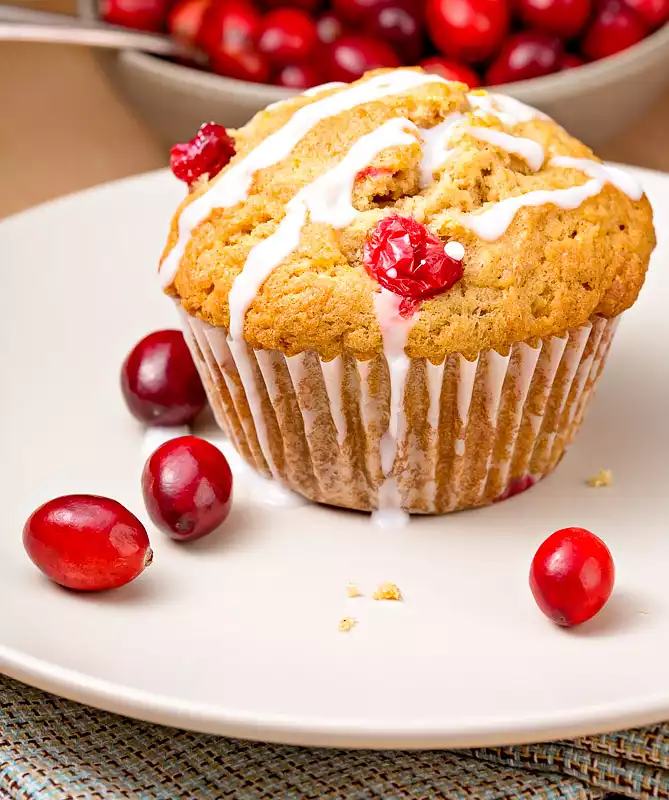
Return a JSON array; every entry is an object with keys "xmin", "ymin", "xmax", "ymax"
[{"xmin": 162, "ymin": 69, "xmax": 655, "ymax": 362}]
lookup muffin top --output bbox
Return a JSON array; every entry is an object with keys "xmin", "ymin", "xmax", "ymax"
[{"xmin": 161, "ymin": 68, "xmax": 655, "ymax": 361}]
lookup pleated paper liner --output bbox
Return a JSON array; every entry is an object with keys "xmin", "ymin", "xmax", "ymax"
[{"xmin": 180, "ymin": 309, "xmax": 618, "ymax": 514}]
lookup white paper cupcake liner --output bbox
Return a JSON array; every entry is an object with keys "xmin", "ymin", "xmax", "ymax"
[{"xmin": 180, "ymin": 310, "xmax": 618, "ymax": 514}]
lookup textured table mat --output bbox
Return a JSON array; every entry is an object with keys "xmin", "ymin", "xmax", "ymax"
[{"xmin": 1, "ymin": 676, "xmax": 668, "ymax": 799}]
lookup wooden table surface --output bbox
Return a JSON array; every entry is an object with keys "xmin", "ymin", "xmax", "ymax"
[{"xmin": 1, "ymin": 1, "xmax": 669, "ymax": 218}]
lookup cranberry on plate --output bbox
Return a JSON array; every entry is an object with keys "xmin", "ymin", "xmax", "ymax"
[
  {"xmin": 487, "ymin": 30, "xmax": 563, "ymax": 85},
  {"xmin": 426, "ymin": 0, "xmax": 510, "ymax": 64},
  {"xmin": 142, "ymin": 436, "xmax": 234, "ymax": 541},
  {"xmin": 518, "ymin": 0, "xmax": 592, "ymax": 40},
  {"xmin": 582, "ymin": 0, "xmax": 648, "ymax": 59},
  {"xmin": 258, "ymin": 7, "xmax": 319, "ymax": 66},
  {"xmin": 530, "ymin": 527, "xmax": 615, "ymax": 626},
  {"xmin": 121, "ymin": 329, "xmax": 207, "ymax": 426},
  {"xmin": 23, "ymin": 496, "xmax": 153, "ymax": 591},
  {"xmin": 419, "ymin": 56, "xmax": 481, "ymax": 88},
  {"xmin": 560, "ymin": 52, "xmax": 586, "ymax": 69},
  {"xmin": 100, "ymin": 0, "xmax": 168, "ymax": 31},
  {"xmin": 324, "ymin": 34, "xmax": 400, "ymax": 82}
]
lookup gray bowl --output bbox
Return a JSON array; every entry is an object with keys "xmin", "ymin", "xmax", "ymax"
[{"xmin": 79, "ymin": 0, "xmax": 669, "ymax": 148}]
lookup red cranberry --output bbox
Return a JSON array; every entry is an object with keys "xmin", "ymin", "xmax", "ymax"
[
  {"xmin": 333, "ymin": 0, "xmax": 383, "ymax": 22},
  {"xmin": 263, "ymin": 0, "xmax": 322, "ymax": 11},
  {"xmin": 210, "ymin": 46, "xmax": 272, "ymax": 83},
  {"xmin": 167, "ymin": 0, "xmax": 210, "ymax": 44},
  {"xmin": 197, "ymin": 0, "xmax": 260, "ymax": 59},
  {"xmin": 23, "ymin": 496, "xmax": 152, "ymax": 591},
  {"xmin": 560, "ymin": 52, "xmax": 585, "ymax": 68},
  {"xmin": 325, "ymin": 34, "xmax": 400, "ymax": 83},
  {"xmin": 317, "ymin": 11, "xmax": 346, "ymax": 44},
  {"xmin": 275, "ymin": 63, "xmax": 322, "ymax": 88},
  {"xmin": 121, "ymin": 330, "xmax": 207, "ymax": 426},
  {"xmin": 258, "ymin": 8, "xmax": 318, "ymax": 66},
  {"xmin": 486, "ymin": 30, "xmax": 563, "ymax": 85},
  {"xmin": 623, "ymin": 0, "xmax": 669, "ymax": 27},
  {"xmin": 170, "ymin": 122, "xmax": 235, "ymax": 185},
  {"xmin": 426, "ymin": 0, "xmax": 509, "ymax": 64},
  {"xmin": 142, "ymin": 436, "xmax": 233, "ymax": 542},
  {"xmin": 419, "ymin": 56, "xmax": 481, "ymax": 87},
  {"xmin": 363, "ymin": 215, "xmax": 464, "ymax": 299},
  {"xmin": 530, "ymin": 527, "xmax": 615, "ymax": 626},
  {"xmin": 363, "ymin": 4, "xmax": 424, "ymax": 63},
  {"xmin": 582, "ymin": 0, "xmax": 647, "ymax": 59},
  {"xmin": 100, "ymin": 0, "xmax": 168, "ymax": 31},
  {"xmin": 518, "ymin": 0, "xmax": 592, "ymax": 38}
]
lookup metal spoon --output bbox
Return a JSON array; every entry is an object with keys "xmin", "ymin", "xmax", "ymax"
[{"xmin": 0, "ymin": 5, "xmax": 200, "ymax": 60}]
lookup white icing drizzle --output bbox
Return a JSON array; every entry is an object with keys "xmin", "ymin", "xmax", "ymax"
[
  {"xmin": 303, "ymin": 81, "xmax": 347, "ymax": 96},
  {"xmin": 228, "ymin": 117, "xmax": 420, "ymax": 340},
  {"xmin": 160, "ymin": 70, "xmax": 446, "ymax": 287},
  {"xmin": 467, "ymin": 92, "xmax": 548, "ymax": 126},
  {"xmin": 371, "ymin": 289, "xmax": 414, "ymax": 528},
  {"xmin": 419, "ymin": 113, "xmax": 462, "ymax": 188},
  {"xmin": 462, "ymin": 126, "xmax": 545, "ymax": 172},
  {"xmin": 461, "ymin": 154, "xmax": 641, "ymax": 241},
  {"xmin": 444, "ymin": 241, "xmax": 465, "ymax": 260},
  {"xmin": 550, "ymin": 156, "xmax": 643, "ymax": 201}
]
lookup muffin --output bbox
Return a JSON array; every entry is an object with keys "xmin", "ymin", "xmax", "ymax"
[{"xmin": 159, "ymin": 68, "xmax": 655, "ymax": 518}]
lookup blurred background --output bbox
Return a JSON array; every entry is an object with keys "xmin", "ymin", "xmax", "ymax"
[{"xmin": 2, "ymin": 0, "xmax": 669, "ymax": 220}]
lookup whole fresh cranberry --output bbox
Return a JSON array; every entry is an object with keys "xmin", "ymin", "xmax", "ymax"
[
  {"xmin": 167, "ymin": 0, "xmax": 210, "ymax": 44},
  {"xmin": 210, "ymin": 46, "xmax": 272, "ymax": 82},
  {"xmin": 197, "ymin": 0, "xmax": 261, "ymax": 60},
  {"xmin": 258, "ymin": 8, "xmax": 318, "ymax": 66},
  {"xmin": 363, "ymin": 4, "xmax": 424, "ymax": 63},
  {"xmin": 263, "ymin": 0, "xmax": 322, "ymax": 11},
  {"xmin": 333, "ymin": 0, "xmax": 387, "ymax": 22},
  {"xmin": 426, "ymin": 0, "xmax": 510, "ymax": 64},
  {"xmin": 518, "ymin": 0, "xmax": 592, "ymax": 38},
  {"xmin": 623, "ymin": 0, "xmax": 669, "ymax": 27},
  {"xmin": 275, "ymin": 63, "xmax": 322, "ymax": 88},
  {"xmin": 121, "ymin": 330, "xmax": 207, "ymax": 426},
  {"xmin": 24, "ymin": 496, "xmax": 152, "ymax": 591},
  {"xmin": 142, "ymin": 436, "xmax": 233, "ymax": 541},
  {"xmin": 363, "ymin": 215, "xmax": 464, "ymax": 299},
  {"xmin": 582, "ymin": 0, "xmax": 648, "ymax": 59},
  {"xmin": 560, "ymin": 52, "xmax": 585, "ymax": 68},
  {"xmin": 100, "ymin": 0, "xmax": 168, "ymax": 31},
  {"xmin": 170, "ymin": 122, "xmax": 235, "ymax": 185},
  {"xmin": 419, "ymin": 56, "xmax": 481, "ymax": 87},
  {"xmin": 486, "ymin": 30, "xmax": 563, "ymax": 85},
  {"xmin": 316, "ymin": 11, "xmax": 346, "ymax": 44},
  {"xmin": 324, "ymin": 34, "xmax": 400, "ymax": 82},
  {"xmin": 530, "ymin": 527, "xmax": 615, "ymax": 626}
]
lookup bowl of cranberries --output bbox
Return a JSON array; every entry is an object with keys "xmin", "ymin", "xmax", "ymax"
[{"xmin": 81, "ymin": 0, "xmax": 669, "ymax": 146}]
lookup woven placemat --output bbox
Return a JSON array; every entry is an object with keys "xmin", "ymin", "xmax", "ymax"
[{"xmin": 2, "ymin": 675, "xmax": 668, "ymax": 799}]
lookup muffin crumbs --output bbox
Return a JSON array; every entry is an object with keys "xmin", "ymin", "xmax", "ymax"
[
  {"xmin": 373, "ymin": 583, "xmax": 403, "ymax": 601},
  {"xmin": 338, "ymin": 617, "xmax": 356, "ymax": 632},
  {"xmin": 587, "ymin": 468, "xmax": 613, "ymax": 488}
]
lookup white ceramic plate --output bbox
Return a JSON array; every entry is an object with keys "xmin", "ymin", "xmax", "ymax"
[{"xmin": 1, "ymin": 167, "xmax": 668, "ymax": 749}]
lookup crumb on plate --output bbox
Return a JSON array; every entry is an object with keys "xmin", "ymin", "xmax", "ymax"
[
  {"xmin": 346, "ymin": 581, "xmax": 362, "ymax": 598},
  {"xmin": 373, "ymin": 582, "xmax": 402, "ymax": 601},
  {"xmin": 587, "ymin": 468, "xmax": 613, "ymax": 488},
  {"xmin": 338, "ymin": 617, "xmax": 356, "ymax": 632}
]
